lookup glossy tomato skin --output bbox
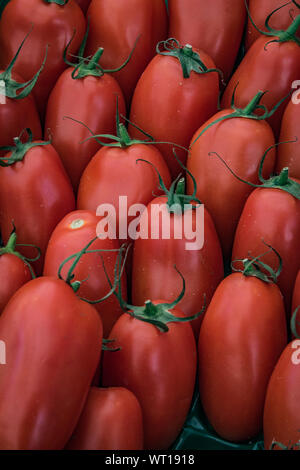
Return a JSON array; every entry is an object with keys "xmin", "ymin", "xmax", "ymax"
[
  {"xmin": 45, "ymin": 69, "xmax": 126, "ymax": 191},
  {"xmin": 245, "ymin": 0, "xmax": 300, "ymax": 51},
  {"xmin": 43, "ymin": 210, "xmax": 127, "ymax": 338},
  {"xmin": 0, "ymin": 0, "xmax": 86, "ymax": 119},
  {"xmin": 0, "ymin": 142, "xmax": 75, "ymax": 275},
  {"xmin": 129, "ymin": 49, "xmax": 219, "ymax": 179},
  {"xmin": 77, "ymin": 143, "xmax": 171, "ymax": 235},
  {"xmin": 198, "ymin": 273, "xmax": 287, "ymax": 442},
  {"xmin": 0, "ymin": 70, "xmax": 41, "ymax": 155},
  {"xmin": 102, "ymin": 303, "xmax": 197, "ymax": 450},
  {"xmin": 131, "ymin": 196, "xmax": 224, "ymax": 338},
  {"xmin": 187, "ymin": 110, "xmax": 276, "ymax": 260},
  {"xmin": 168, "ymin": 0, "xmax": 246, "ymax": 83},
  {"xmin": 66, "ymin": 387, "xmax": 144, "ymax": 450},
  {"xmin": 232, "ymin": 186, "xmax": 300, "ymax": 314},
  {"xmin": 263, "ymin": 340, "xmax": 300, "ymax": 450},
  {"xmin": 221, "ymin": 36, "xmax": 300, "ymax": 138},
  {"xmin": 85, "ymin": 0, "xmax": 167, "ymax": 106},
  {"xmin": 0, "ymin": 277, "xmax": 103, "ymax": 450},
  {"xmin": 0, "ymin": 253, "xmax": 32, "ymax": 313},
  {"xmin": 276, "ymin": 99, "xmax": 300, "ymax": 179}
]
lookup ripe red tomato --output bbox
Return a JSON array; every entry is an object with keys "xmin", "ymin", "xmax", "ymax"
[
  {"xmin": 187, "ymin": 102, "xmax": 276, "ymax": 260},
  {"xmin": 66, "ymin": 387, "xmax": 144, "ymax": 450},
  {"xmin": 129, "ymin": 40, "xmax": 219, "ymax": 178},
  {"xmin": 43, "ymin": 210, "xmax": 127, "ymax": 338},
  {"xmin": 45, "ymin": 66, "xmax": 126, "ymax": 191},
  {"xmin": 245, "ymin": 0, "xmax": 300, "ymax": 51},
  {"xmin": 276, "ymin": 99, "xmax": 300, "ymax": 179},
  {"xmin": 168, "ymin": 0, "xmax": 246, "ymax": 83},
  {"xmin": 263, "ymin": 340, "xmax": 300, "ymax": 450},
  {"xmin": 221, "ymin": 20, "xmax": 300, "ymax": 138},
  {"xmin": 0, "ymin": 0, "xmax": 86, "ymax": 119},
  {"xmin": 77, "ymin": 141, "xmax": 171, "ymax": 237},
  {"xmin": 132, "ymin": 194, "xmax": 223, "ymax": 338},
  {"xmin": 0, "ymin": 230, "xmax": 34, "ymax": 312},
  {"xmin": 232, "ymin": 181, "xmax": 300, "ymax": 314},
  {"xmin": 198, "ymin": 270, "xmax": 287, "ymax": 442},
  {"xmin": 102, "ymin": 300, "xmax": 197, "ymax": 450},
  {"xmin": 85, "ymin": 0, "xmax": 167, "ymax": 106},
  {"xmin": 0, "ymin": 276, "xmax": 103, "ymax": 449},
  {"xmin": 0, "ymin": 132, "xmax": 75, "ymax": 275}
]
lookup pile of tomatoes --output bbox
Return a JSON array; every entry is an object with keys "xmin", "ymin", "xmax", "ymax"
[{"xmin": 0, "ymin": 0, "xmax": 299, "ymax": 451}]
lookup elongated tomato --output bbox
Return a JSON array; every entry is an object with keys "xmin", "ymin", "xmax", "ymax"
[
  {"xmin": 0, "ymin": 277, "xmax": 103, "ymax": 449},
  {"xmin": 199, "ymin": 264, "xmax": 287, "ymax": 442},
  {"xmin": 129, "ymin": 39, "xmax": 219, "ymax": 178},
  {"xmin": 43, "ymin": 210, "xmax": 127, "ymax": 338},
  {"xmin": 221, "ymin": 16, "xmax": 300, "ymax": 138},
  {"xmin": 0, "ymin": 131, "xmax": 75, "ymax": 275},
  {"xmin": 102, "ymin": 300, "xmax": 197, "ymax": 450},
  {"xmin": 187, "ymin": 92, "xmax": 276, "ymax": 260},
  {"xmin": 232, "ymin": 178, "xmax": 300, "ymax": 313}
]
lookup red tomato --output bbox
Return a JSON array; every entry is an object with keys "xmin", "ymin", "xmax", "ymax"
[
  {"xmin": 263, "ymin": 340, "xmax": 300, "ymax": 450},
  {"xmin": 129, "ymin": 40, "xmax": 220, "ymax": 178},
  {"xmin": 187, "ymin": 104, "xmax": 276, "ymax": 260},
  {"xmin": 66, "ymin": 387, "xmax": 144, "ymax": 450},
  {"xmin": 85, "ymin": 0, "xmax": 167, "ymax": 106},
  {"xmin": 198, "ymin": 271, "xmax": 287, "ymax": 442},
  {"xmin": 291, "ymin": 271, "xmax": 300, "ymax": 337},
  {"xmin": 0, "ymin": 276, "xmax": 103, "ymax": 449},
  {"xmin": 245, "ymin": 0, "xmax": 300, "ymax": 51},
  {"xmin": 0, "ymin": 0, "xmax": 86, "ymax": 119},
  {"xmin": 45, "ymin": 66, "xmax": 126, "ymax": 191},
  {"xmin": 0, "ymin": 68, "xmax": 41, "ymax": 155},
  {"xmin": 232, "ymin": 182, "xmax": 300, "ymax": 314},
  {"xmin": 77, "ymin": 142, "xmax": 171, "ymax": 237},
  {"xmin": 132, "ymin": 195, "xmax": 223, "ymax": 338},
  {"xmin": 102, "ymin": 300, "xmax": 197, "ymax": 450},
  {"xmin": 168, "ymin": 0, "xmax": 246, "ymax": 83},
  {"xmin": 43, "ymin": 210, "xmax": 127, "ymax": 338},
  {"xmin": 0, "ymin": 230, "xmax": 34, "ymax": 313},
  {"xmin": 0, "ymin": 133, "xmax": 75, "ymax": 275},
  {"xmin": 74, "ymin": 0, "xmax": 91, "ymax": 13},
  {"xmin": 221, "ymin": 20, "xmax": 300, "ymax": 138},
  {"xmin": 276, "ymin": 99, "xmax": 300, "ymax": 179}
]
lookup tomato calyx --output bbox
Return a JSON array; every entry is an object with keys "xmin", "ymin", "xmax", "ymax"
[
  {"xmin": 0, "ymin": 227, "xmax": 40, "ymax": 279},
  {"xmin": 156, "ymin": 38, "xmax": 224, "ymax": 81},
  {"xmin": 137, "ymin": 150, "xmax": 202, "ymax": 214},
  {"xmin": 101, "ymin": 338, "xmax": 121, "ymax": 352},
  {"xmin": 57, "ymin": 236, "xmax": 124, "ymax": 301},
  {"xmin": 245, "ymin": 0, "xmax": 300, "ymax": 46},
  {"xmin": 116, "ymin": 262, "xmax": 205, "ymax": 333},
  {"xmin": 0, "ymin": 129, "xmax": 51, "ymax": 167},
  {"xmin": 64, "ymin": 20, "xmax": 138, "ymax": 80},
  {"xmin": 0, "ymin": 31, "xmax": 47, "ymax": 100},
  {"xmin": 231, "ymin": 242, "xmax": 282, "ymax": 284},
  {"xmin": 191, "ymin": 87, "xmax": 290, "ymax": 144},
  {"xmin": 43, "ymin": 0, "xmax": 69, "ymax": 5},
  {"xmin": 208, "ymin": 141, "xmax": 300, "ymax": 200}
]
